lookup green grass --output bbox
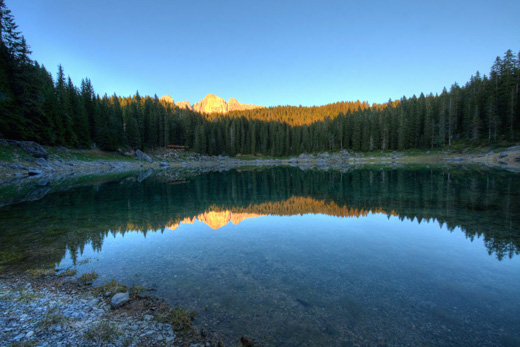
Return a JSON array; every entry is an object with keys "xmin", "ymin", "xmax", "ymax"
[
  {"xmin": 59, "ymin": 268, "xmax": 77, "ymax": 277},
  {"xmin": 93, "ymin": 279, "xmax": 127, "ymax": 296},
  {"xmin": 78, "ymin": 271, "xmax": 98, "ymax": 285},
  {"xmin": 26, "ymin": 268, "xmax": 55, "ymax": 278},
  {"xmin": 38, "ymin": 306, "xmax": 68, "ymax": 330},
  {"xmin": 12, "ymin": 287, "xmax": 41, "ymax": 304},
  {"xmin": 84, "ymin": 320, "xmax": 121, "ymax": 344},
  {"xmin": 0, "ymin": 144, "xmax": 32, "ymax": 161},
  {"xmin": 156, "ymin": 305, "xmax": 197, "ymax": 332}
]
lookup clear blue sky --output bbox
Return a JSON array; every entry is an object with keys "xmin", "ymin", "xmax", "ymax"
[{"xmin": 7, "ymin": 0, "xmax": 520, "ymax": 107}]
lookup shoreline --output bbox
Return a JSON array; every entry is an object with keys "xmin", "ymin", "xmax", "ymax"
[
  {"xmin": 1, "ymin": 142, "xmax": 519, "ymax": 182},
  {"xmin": 0, "ymin": 270, "xmax": 228, "ymax": 347},
  {"xmin": 1, "ymin": 144, "xmax": 519, "ymax": 346}
]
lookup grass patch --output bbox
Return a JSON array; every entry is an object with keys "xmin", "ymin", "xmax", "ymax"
[
  {"xmin": 26, "ymin": 268, "xmax": 54, "ymax": 278},
  {"xmin": 156, "ymin": 305, "xmax": 197, "ymax": 332},
  {"xmin": 37, "ymin": 306, "xmax": 68, "ymax": 330},
  {"xmin": 78, "ymin": 271, "xmax": 98, "ymax": 285},
  {"xmin": 13, "ymin": 287, "xmax": 41, "ymax": 304},
  {"xmin": 93, "ymin": 279, "xmax": 127, "ymax": 296},
  {"xmin": 84, "ymin": 319, "xmax": 121, "ymax": 344},
  {"xmin": 59, "ymin": 268, "xmax": 77, "ymax": 277},
  {"xmin": 129, "ymin": 283, "xmax": 148, "ymax": 296}
]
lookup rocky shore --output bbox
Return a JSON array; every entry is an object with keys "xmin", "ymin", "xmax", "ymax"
[
  {"xmin": 1, "ymin": 140, "xmax": 519, "ymax": 187},
  {"xmin": 0, "ymin": 271, "xmax": 228, "ymax": 347}
]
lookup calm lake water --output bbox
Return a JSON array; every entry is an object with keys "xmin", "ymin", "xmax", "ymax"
[{"xmin": 1, "ymin": 167, "xmax": 520, "ymax": 346}]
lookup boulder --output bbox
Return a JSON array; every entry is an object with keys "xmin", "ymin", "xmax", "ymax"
[
  {"xmin": 27, "ymin": 168, "xmax": 45, "ymax": 176},
  {"xmin": 110, "ymin": 292, "xmax": 130, "ymax": 308},
  {"xmin": 34, "ymin": 158, "xmax": 55, "ymax": 171},
  {"xmin": 136, "ymin": 149, "xmax": 153, "ymax": 163},
  {"xmin": 17, "ymin": 141, "xmax": 48, "ymax": 159},
  {"xmin": 159, "ymin": 161, "xmax": 169, "ymax": 167}
]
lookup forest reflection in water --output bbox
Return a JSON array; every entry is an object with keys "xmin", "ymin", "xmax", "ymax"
[
  {"xmin": 1, "ymin": 166, "xmax": 519, "ymax": 346},
  {"xmin": 1, "ymin": 166, "xmax": 519, "ymax": 266}
]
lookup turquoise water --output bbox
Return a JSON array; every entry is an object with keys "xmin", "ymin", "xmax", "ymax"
[{"xmin": 1, "ymin": 167, "xmax": 519, "ymax": 346}]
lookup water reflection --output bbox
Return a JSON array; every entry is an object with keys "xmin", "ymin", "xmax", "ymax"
[
  {"xmin": 1, "ymin": 167, "xmax": 520, "ymax": 345},
  {"xmin": 1, "ymin": 167, "xmax": 519, "ymax": 268}
]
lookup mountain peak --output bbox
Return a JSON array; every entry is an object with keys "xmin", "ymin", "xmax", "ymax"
[
  {"xmin": 193, "ymin": 94, "xmax": 227, "ymax": 114},
  {"xmin": 163, "ymin": 94, "xmax": 264, "ymax": 114},
  {"xmin": 160, "ymin": 95, "xmax": 174, "ymax": 104}
]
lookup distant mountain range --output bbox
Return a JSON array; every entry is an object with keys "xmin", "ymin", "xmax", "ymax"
[{"xmin": 160, "ymin": 93, "xmax": 265, "ymax": 114}]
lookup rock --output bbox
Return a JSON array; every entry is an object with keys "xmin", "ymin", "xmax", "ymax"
[
  {"xmin": 16, "ymin": 141, "xmax": 49, "ymax": 159},
  {"xmin": 239, "ymin": 336, "xmax": 256, "ymax": 347},
  {"xmin": 8, "ymin": 164, "xmax": 26, "ymax": 170},
  {"xmin": 144, "ymin": 314, "xmax": 153, "ymax": 321},
  {"xmin": 318, "ymin": 152, "xmax": 330, "ymax": 159},
  {"xmin": 160, "ymin": 95, "xmax": 175, "ymax": 104},
  {"xmin": 193, "ymin": 94, "xmax": 228, "ymax": 114},
  {"xmin": 34, "ymin": 158, "xmax": 55, "ymax": 171},
  {"xmin": 176, "ymin": 100, "xmax": 193, "ymax": 110},
  {"xmin": 110, "ymin": 292, "xmax": 130, "ymax": 308},
  {"xmin": 159, "ymin": 161, "xmax": 169, "ymax": 167},
  {"xmin": 227, "ymin": 97, "xmax": 264, "ymax": 112},
  {"xmin": 136, "ymin": 150, "xmax": 153, "ymax": 163},
  {"xmin": 499, "ymin": 152, "xmax": 508, "ymax": 158},
  {"xmin": 27, "ymin": 168, "xmax": 45, "ymax": 176},
  {"xmin": 13, "ymin": 333, "xmax": 25, "ymax": 341},
  {"xmin": 192, "ymin": 94, "xmax": 264, "ymax": 114}
]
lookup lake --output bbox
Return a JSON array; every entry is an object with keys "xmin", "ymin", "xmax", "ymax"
[{"xmin": 1, "ymin": 166, "xmax": 519, "ymax": 346}]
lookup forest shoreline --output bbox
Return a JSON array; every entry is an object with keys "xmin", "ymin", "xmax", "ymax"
[{"xmin": 1, "ymin": 140, "xmax": 520, "ymax": 187}]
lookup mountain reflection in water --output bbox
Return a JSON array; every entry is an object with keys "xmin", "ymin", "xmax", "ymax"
[
  {"xmin": 1, "ymin": 167, "xmax": 519, "ymax": 346},
  {"xmin": 1, "ymin": 167, "xmax": 518, "ymax": 268}
]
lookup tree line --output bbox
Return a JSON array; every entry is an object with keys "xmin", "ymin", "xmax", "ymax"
[{"xmin": 1, "ymin": 0, "xmax": 519, "ymax": 155}]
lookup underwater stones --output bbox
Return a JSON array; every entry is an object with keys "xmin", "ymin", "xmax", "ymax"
[{"xmin": 110, "ymin": 292, "xmax": 130, "ymax": 308}]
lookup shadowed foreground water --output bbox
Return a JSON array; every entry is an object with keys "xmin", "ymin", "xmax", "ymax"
[{"xmin": 1, "ymin": 167, "xmax": 519, "ymax": 346}]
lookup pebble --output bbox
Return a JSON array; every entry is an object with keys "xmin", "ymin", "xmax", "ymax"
[{"xmin": 0, "ymin": 279, "xmax": 198, "ymax": 347}]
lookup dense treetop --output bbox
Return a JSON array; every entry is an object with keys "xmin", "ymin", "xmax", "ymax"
[{"xmin": 1, "ymin": 0, "xmax": 519, "ymax": 155}]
